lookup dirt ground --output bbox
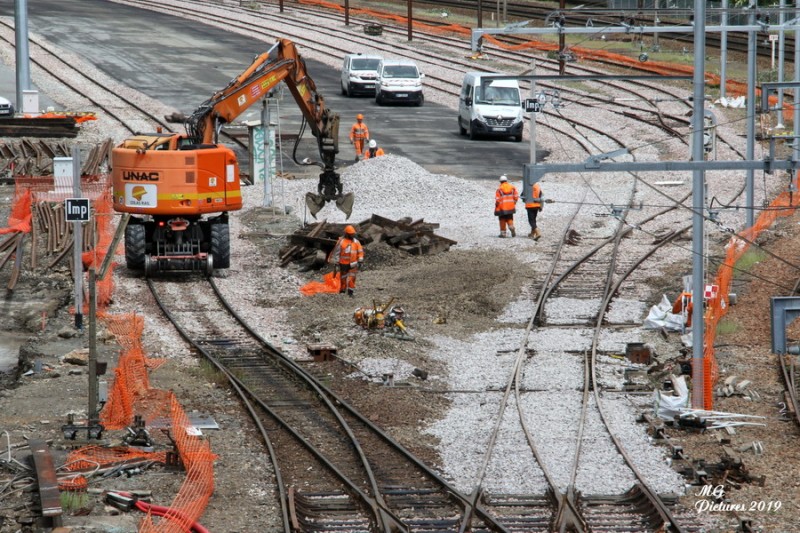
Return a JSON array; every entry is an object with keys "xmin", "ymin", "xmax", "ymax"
[
  {"xmin": 2, "ymin": 180, "xmax": 800, "ymax": 532},
  {"xmin": 0, "ymin": 186, "xmax": 532, "ymax": 532}
]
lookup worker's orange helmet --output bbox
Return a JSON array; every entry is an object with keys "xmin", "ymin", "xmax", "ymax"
[
  {"xmin": 356, "ymin": 113, "xmax": 364, "ymax": 120},
  {"xmin": 345, "ymin": 225, "xmax": 356, "ymax": 235}
]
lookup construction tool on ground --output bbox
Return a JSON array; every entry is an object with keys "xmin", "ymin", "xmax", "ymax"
[
  {"xmin": 353, "ymin": 298, "xmax": 414, "ymax": 340},
  {"xmin": 111, "ymin": 38, "xmax": 353, "ymax": 275}
]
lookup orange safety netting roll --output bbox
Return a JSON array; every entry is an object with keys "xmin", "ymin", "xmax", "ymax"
[
  {"xmin": 63, "ymin": 446, "xmax": 168, "ymax": 474},
  {"xmin": 140, "ymin": 394, "xmax": 217, "ymax": 533},
  {"xmin": 300, "ymin": 271, "xmax": 342, "ymax": 295},
  {"xmin": 701, "ymin": 173, "xmax": 800, "ymax": 409}
]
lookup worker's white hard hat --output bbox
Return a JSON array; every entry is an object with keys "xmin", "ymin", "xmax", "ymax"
[
  {"xmin": 369, "ymin": 139, "xmax": 377, "ymax": 149},
  {"xmin": 499, "ymin": 175, "xmax": 508, "ymax": 182}
]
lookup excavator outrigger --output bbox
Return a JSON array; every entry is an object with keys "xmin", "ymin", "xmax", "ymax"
[{"xmin": 111, "ymin": 38, "xmax": 353, "ymax": 275}]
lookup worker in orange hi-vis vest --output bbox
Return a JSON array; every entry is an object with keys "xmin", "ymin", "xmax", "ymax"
[
  {"xmin": 363, "ymin": 139, "xmax": 385, "ymax": 160},
  {"xmin": 494, "ymin": 175, "xmax": 519, "ymax": 238},
  {"xmin": 349, "ymin": 113, "xmax": 370, "ymax": 161},
  {"xmin": 525, "ymin": 181, "xmax": 543, "ymax": 241},
  {"xmin": 672, "ymin": 291, "xmax": 693, "ymax": 327},
  {"xmin": 329, "ymin": 225, "xmax": 365, "ymax": 297}
]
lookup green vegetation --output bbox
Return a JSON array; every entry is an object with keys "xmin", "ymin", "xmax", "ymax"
[
  {"xmin": 196, "ymin": 359, "xmax": 227, "ymax": 386},
  {"xmin": 735, "ymin": 248, "xmax": 767, "ymax": 276},
  {"xmin": 716, "ymin": 318, "xmax": 739, "ymax": 336},
  {"xmin": 60, "ymin": 490, "xmax": 91, "ymax": 514}
]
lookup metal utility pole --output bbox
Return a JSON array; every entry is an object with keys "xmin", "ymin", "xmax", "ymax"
[
  {"xmin": 690, "ymin": 1, "xmax": 706, "ymax": 410},
  {"xmin": 408, "ymin": 0, "xmax": 413, "ymax": 41},
  {"xmin": 88, "ymin": 268, "xmax": 98, "ymax": 423},
  {"xmin": 478, "ymin": 0, "xmax": 482, "ymax": 28},
  {"xmin": 261, "ymin": 99, "xmax": 272, "ymax": 208},
  {"xmin": 796, "ymin": 0, "xmax": 800, "ymax": 150},
  {"xmin": 72, "ymin": 147, "xmax": 83, "ymax": 331},
  {"xmin": 720, "ymin": 0, "xmax": 729, "ymax": 99},
  {"xmin": 746, "ymin": 2, "xmax": 756, "ymax": 228},
  {"xmin": 529, "ymin": 60, "xmax": 537, "ymax": 168},
  {"xmin": 559, "ymin": 0, "xmax": 566, "ymax": 75},
  {"xmin": 778, "ymin": 0, "xmax": 786, "ymax": 128},
  {"xmin": 14, "ymin": 0, "xmax": 31, "ymax": 112}
]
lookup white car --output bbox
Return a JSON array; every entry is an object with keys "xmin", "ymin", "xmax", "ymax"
[
  {"xmin": 375, "ymin": 59, "xmax": 424, "ymax": 106},
  {"xmin": 341, "ymin": 53, "xmax": 383, "ymax": 97},
  {"xmin": 0, "ymin": 96, "xmax": 14, "ymax": 117}
]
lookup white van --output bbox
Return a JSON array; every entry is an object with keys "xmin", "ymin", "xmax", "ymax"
[
  {"xmin": 341, "ymin": 53, "xmax": 383, "ymax": 97},
  {"xmin": 458, "ymin": 72, "xmax": 523, "ymax": 142},
  {"xmin": 375, "ymin": 59, "xmax": 424, "ymax": 106}
]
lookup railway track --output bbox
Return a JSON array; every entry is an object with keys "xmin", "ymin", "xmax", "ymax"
[
  {"xmin": 409, "ymin": 0, "xmax": 799, "ymax": 62},
  {"xmin": 146, "ymin": 275, "xmax": 521, "ymax": 532},
  {"xmin": 9, "ymin": 2, "xmax": 786, "ymax": 531}
]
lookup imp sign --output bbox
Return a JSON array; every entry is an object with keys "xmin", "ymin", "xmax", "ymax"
[
  {"xmin": 524, "ymin": 99, "xmax": 543, "ymax": 113},
  {"xmin": 65, "ymin": 198, "xmax": 90, "ymax": 222}
]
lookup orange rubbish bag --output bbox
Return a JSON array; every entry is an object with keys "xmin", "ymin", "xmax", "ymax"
[{"xmin": 300, "ymin": 271, "xmax": 342, "ymax": 295}]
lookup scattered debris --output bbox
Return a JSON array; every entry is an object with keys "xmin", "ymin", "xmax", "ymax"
[
  {"xmin": 737, "ymin": 441, "xmax": 764, "ymax": 456},
  {"xmin": 353, "ymin": 298, "xmax": 414, "ymax": 341},
  {"xmin": 676, "ymin": 408, "xmax": 767, "ymax": 431},
  {"xmin": 717, "ymin": 375, "xmax": 760, "ymax": 400}
]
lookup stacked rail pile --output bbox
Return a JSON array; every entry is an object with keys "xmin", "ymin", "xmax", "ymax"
[
  {"xmin": 280, "ymin": 214, "xmax": 456, "ymax": 269},
  {"xmin": 0, "ymin": 139, "xmax": 113, "ymax": 182}
]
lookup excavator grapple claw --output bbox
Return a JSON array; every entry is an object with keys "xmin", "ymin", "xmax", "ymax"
[
  {"xmin": 305, "ymin": 192, "xmax": 355, "ymax": 219},
  {"xmin": 305, "ymin": 192, "xmax": 327, "ymax": 218},
  {"xmin": 336, "ymin": 192, "xmax": 355, "ymax": 219}
]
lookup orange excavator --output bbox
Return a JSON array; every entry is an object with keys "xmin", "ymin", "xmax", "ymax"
[{"xmin": 111, "ymin": 38, "xmax": 353, "ymax": 275}]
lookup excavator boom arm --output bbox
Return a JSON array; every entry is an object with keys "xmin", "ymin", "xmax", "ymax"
[{"xmin": 188, "ymin": 39, "xmax": 338, "ymax": 169}]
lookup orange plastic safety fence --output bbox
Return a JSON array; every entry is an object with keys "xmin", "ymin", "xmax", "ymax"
[
  {"xmin": 0, "ymin": 188, "xmax": 32, "ymax": 234},
  {"xmin": 80, "ymin": 189, "xmax": 116, "ymax": 312},
  {"xmin": 96, "ymin": 309, "xmax": 217, "ymax": 532},
  {"xmin": 7, "ymin": 174, "xmax": 216, "ymax": 530},
  {"xmin": 63, "ymin": 446, "xmax": 167, "ymax": 473},
  {"xmin": 104, "ymin": 312, "xmax": 145, "ymax": 352},
  {"xmin": 100, "ymin": 344, "xmax": 153, "ymax": 430},
  {"xmin": 139, "ymin": 394, "xmax": 217, "ymax": 533},
  {"xmin": 701, "ymin": 174, "xmax": 800, "ymax": 409},
  {"xmin": 58, "ymin": 475, "xmax": 88, "ymax": 491}
]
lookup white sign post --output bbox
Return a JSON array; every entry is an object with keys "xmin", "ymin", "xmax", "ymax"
[{"xmin": 769, "ymin": 34, "xmax": 778, "ymax": 70}]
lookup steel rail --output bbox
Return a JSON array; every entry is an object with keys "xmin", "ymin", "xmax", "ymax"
[
  {"xmin": 147, "ymin": 275, "xmax": 512, "ymax": 532},
  {"xmin": 146, "ymin": 276, "xmax": 405, "ymax": 532},
  {"xmin": 204, "ymin": 277, "xmax": 512, "ymax": 533}
]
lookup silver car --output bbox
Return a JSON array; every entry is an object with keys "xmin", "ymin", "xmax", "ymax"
[{"xmin": 0, "ymin": 96, "xmax": 14, "ymax": 117}]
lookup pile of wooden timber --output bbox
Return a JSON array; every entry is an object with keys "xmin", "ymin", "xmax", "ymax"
[{"xmin": 280, "ymin": 214, "xmax": 456, "ymax": 270}]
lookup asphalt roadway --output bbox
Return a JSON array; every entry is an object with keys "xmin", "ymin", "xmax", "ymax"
[{"xmin": 0, "ymin": 0, "xmax": 536, "ymax": 181}]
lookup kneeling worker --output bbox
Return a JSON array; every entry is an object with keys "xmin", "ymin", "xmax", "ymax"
[
  {"xmin": 330, "ymin": 225, "xmax": 364, "ymax": 297},
  {"xmin": 363, "ymin": 139, "xmax": 385, "ymax": 159}
]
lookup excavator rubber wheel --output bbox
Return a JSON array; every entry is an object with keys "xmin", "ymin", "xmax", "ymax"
[{"xmin": 210, "ymin": 224, "xmax": 230, "ymax": 269}]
